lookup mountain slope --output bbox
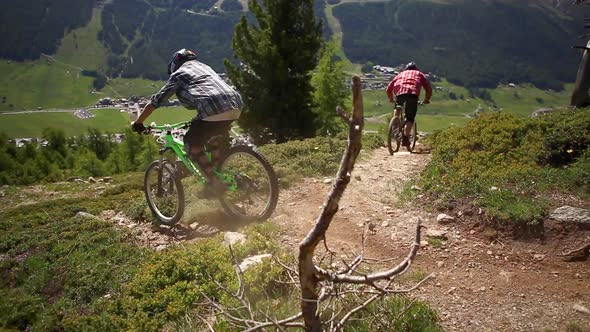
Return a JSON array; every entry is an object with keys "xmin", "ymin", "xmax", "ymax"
[{"xmin": 333, "ymin": 0, "xmax": 587, "ymax": 89}]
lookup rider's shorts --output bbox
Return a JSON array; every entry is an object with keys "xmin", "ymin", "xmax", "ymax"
[
  {"xmin": 396, "ymin": 94, "xmax": 419, "ymax": 123},
  {"xmin": 183, "ymin": 118, "xmax": 233, "ymax": 155}
]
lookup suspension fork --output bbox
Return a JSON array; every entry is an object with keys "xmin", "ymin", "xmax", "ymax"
[{"xmin": 156, "ymin": 148, "xmax": 170, "ymax": 197}]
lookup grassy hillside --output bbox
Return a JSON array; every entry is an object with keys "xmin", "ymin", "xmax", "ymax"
[
  {"xmin": 53, "ymin": 7, "xmax": 108, "ymax": 71},
  {"xmin": 0, "ymin": 61, "xmax": 98, "ymax": 112},
  {"xmin": 0, "ymin": 0, "xmax": 95, "ymax": 60}
]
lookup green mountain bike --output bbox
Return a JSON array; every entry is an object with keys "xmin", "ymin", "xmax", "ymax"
[{"xmin": 141, "ymin": 121, "xmax": 279, "ymax": 225}]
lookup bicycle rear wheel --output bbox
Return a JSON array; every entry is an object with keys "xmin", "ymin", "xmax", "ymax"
[
  {"xmin": 387, "ymin": 116, "xmax": 402, "ymax": 155},
  {"xmin": 407, "ymin": 121, "xmax": 418, "ymax": 153},
  {"xmin": 217, "ymin": 146, "xmax": 278, "ymax": 221},
  {"xmin": 144, "ymin": 160, "xmax": 185, "ymax": 225}
]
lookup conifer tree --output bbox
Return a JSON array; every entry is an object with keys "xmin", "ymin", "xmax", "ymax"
[
  {"xmin": 312, "ymin": 42, "xmax": 348, "ymax": 136},
  {"xmin": 225, "ymin": 0, "xmax": 323, "ymax": 143}
]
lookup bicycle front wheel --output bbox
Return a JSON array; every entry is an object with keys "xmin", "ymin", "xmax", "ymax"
[
  {"xmin": 217, "ymin": 146, "xmax": 279, "ymax": 221},
  {"xmin": 387, "ymin": 117, "xmax": 402, "ymax": 155},
  {"xmin": 144, "ymin": 160, "xmax": 185, "ymax": 225}
]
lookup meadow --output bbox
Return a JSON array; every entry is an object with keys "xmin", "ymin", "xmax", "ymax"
[
  {"xmin": 0, "ymin": 78, "xmax": 572, "ymax": 138},
  {"xmin": 0, "ymin": 107, "xmax": 196, "ymax": 138}
]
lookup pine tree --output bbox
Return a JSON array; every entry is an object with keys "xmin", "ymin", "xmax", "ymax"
[
  {"xmin": 225, "ymin": 0, "xmax": 323, "ymax": 143},
  {"xmin": 311, "ymin": 42, "xmax": 348, "ymax": 136}
]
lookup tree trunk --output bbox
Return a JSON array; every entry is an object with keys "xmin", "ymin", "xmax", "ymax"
[{"xmin": 571, "ymin": 39, "xmax": 590, "ymax": 107}]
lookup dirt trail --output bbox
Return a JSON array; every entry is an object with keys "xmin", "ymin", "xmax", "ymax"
[{"xmin": 272, "ymin": 147, "xmax": 590, "ymax": 332}]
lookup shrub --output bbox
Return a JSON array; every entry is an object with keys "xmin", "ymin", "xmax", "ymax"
[{"xmin": 418, "ymin": 110, "xmax": 589, "ymax": 225}]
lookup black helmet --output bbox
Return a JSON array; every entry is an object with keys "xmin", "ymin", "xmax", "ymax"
[
  {"xmin": 168, "ymin": 48, "xmax": 197, "ymax": 75},
  {"xmin": 405, "ymin": 62, "xmax": 418, "ymax": 71}
]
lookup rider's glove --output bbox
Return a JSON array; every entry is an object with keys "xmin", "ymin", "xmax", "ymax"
[{"xmin": 131, "ymin": 122, "xmax": 146, "ymax": 133}]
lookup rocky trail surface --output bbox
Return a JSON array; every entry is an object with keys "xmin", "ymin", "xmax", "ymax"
[{"xmin": 271, "ymin": 147, "xmax": 590, "ymax": 332}]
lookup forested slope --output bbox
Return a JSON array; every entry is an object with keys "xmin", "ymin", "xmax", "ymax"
[
  {"xmin": 0, "ymin": 0, "xmax": 95, "ymax": 60},
  {"xmin": 333, "ymin": 0, "xmax": 587, "ymax": 90}
]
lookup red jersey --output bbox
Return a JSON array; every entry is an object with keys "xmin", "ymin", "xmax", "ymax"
[{"xmin": 386, "ymin": 69, "xmax": 432, "ymax": 102}]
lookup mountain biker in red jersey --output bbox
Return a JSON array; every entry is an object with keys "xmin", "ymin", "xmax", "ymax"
[
  {"xmin": 131, "ymin": 49, "xmax": 243, "ymax": 187},
  {"xmin": 386, "ymin": 62, "xmax": 432, "ymax": 147}
]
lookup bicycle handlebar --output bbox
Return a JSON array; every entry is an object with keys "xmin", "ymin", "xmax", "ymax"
[{"xmin": 140, "ymin": 120, "xmax": 191, "ymax": 134}]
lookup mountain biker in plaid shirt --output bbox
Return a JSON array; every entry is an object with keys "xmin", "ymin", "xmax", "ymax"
[
  {"xmin": 386, "ymin": 62, "xmax": 432, "ymax": 147},
  {"xmin": 131, "ymin": 48, "xmax": 243, "ymax": 185}
]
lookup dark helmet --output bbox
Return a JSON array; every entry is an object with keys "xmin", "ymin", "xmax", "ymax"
[
  {"xmin": 404, "ymin": 62, "xmax": 418, "ymax": 71},
  {"xmin": 168, "ymin": 48, "xmax": 198, "ymax": 75}
]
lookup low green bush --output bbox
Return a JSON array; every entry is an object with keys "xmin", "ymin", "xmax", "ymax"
[
  {"xmin": 418, "ymin": 109, "xmax": 589, "ymax": 225},
  {"xmin": 259, "ymin": 133, "xmax": 382, "ymax": 185}
]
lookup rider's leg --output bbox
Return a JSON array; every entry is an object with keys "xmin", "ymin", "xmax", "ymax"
[
  {"xmin": 404, "ymin": 121, "xmax": 413, "ymax": 137},
  {"xmin": 403, "ymin": 94, "xmax": 419, "ymax": 143},
  {"xmin": 184, "ymin": 119, "xmax": 214, "ymax": 178}
]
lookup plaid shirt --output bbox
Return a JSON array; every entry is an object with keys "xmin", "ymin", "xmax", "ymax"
[
  {"xmin": 386, "ymin": 70, "xmax": 432, "ymax": 101},
  {"xmin": 151, "ymin": 60, "xmax": 243, "ymax": 120}
]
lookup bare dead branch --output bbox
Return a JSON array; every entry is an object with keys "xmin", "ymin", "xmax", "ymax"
[
  {"xmin": 299, "ymin": 76, "xmax": 365, "ymax": 331},
  {"xmin": 334, "ymin": 279, "xmax": 395, "ymax": 331},
  {"xmin": 315, "ymin": 221, "xmax": 422, "ymax": 284},
  {"xmin": 196, "ymin": 313, "xmax": 216, "ymax": 332},
  {"xmin": 336, "ymin": 106, "xmax": 352, "ymax": 125}
]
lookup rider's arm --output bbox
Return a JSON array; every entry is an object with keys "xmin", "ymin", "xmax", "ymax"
[
  {"xmin": 421, "ymin": 74, "xmax": 433, "ymax": 103},
  {"xmin": 386, "ymin": 78, "xmax": 396, "ymax": 103},
  {"xmin": 136, "ymin": 102, "xmax": 156, "ymax": 124},
  {"xmin": 150, "ymin": 73, "xmax": 180, "ymax": 109}
]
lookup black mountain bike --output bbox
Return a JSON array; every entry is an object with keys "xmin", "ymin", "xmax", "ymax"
[{"xmin": 387, "ymin": 102, "xmax": 418, "ymax": 155}]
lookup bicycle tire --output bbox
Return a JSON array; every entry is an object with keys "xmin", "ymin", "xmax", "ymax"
[
  {"xmin": 387, "ymin": 116, "xmax": 402, "ymax": 155},
  {"xmin": 144, "ymin": 160, "xmax": 185, "ymax": 225},
  {"xmin": 217, "ymin": 145, "xmax": 279, "ymax": 221},
  {"xmin": 407, "ymin": 121, "xmax": 418, "ymax": 153}
]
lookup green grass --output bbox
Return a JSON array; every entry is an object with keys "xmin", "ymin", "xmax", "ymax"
[
  {"xmin": 103, "ymin": 78, "xmax": 166, "ymax": 99},
  {"xmin": 0, "ymin": 9, "xmax": 115, "ymax": 113},
  {"xmin": 0, "ymin": 107, "xmax": 196, "ymax": 138},
  {"xmin": 0, "ymin": 61, "xmax": 99, "ymax": 112},
  {"xmin": 53, "ymin": 8, "xmax": 108, "ymax": 71}
]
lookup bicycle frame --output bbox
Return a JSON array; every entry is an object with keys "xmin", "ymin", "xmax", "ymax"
[
  {"xmin": 149, "ymin": 121, "xmax": 238, "ymax": 192},
  {"xmin": 392, "ymin": 102, "xmax": 406, "ymax": 124}
]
